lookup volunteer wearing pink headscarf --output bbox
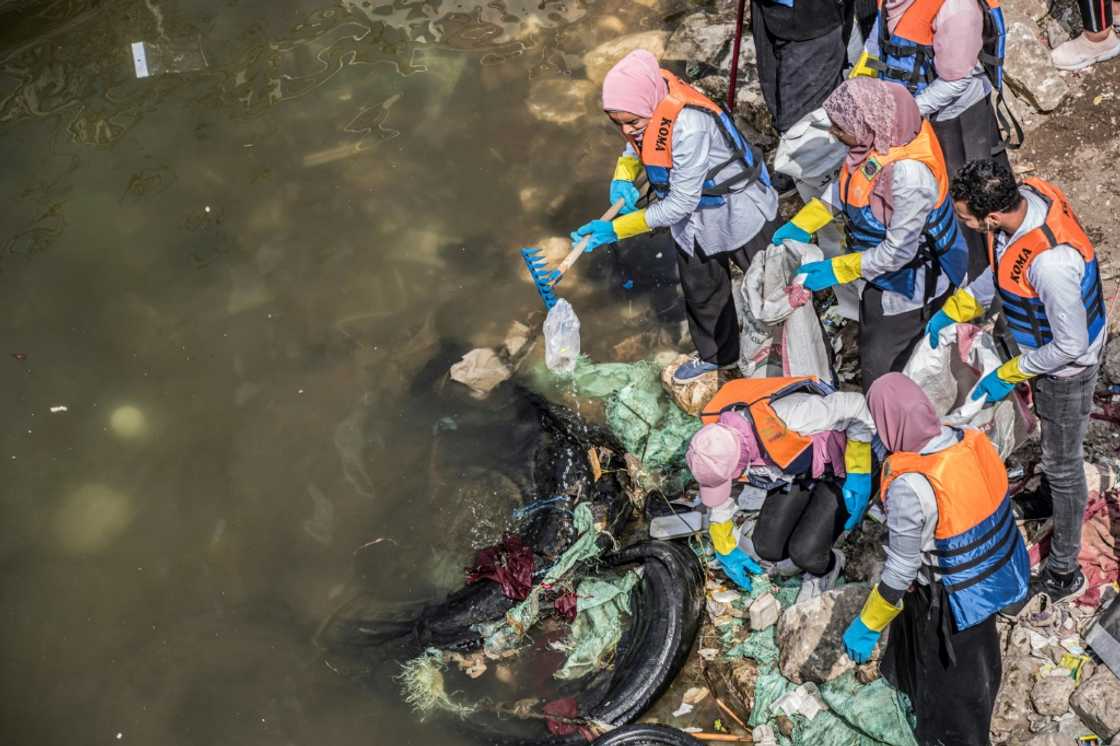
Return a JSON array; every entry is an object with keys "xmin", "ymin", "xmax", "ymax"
[
  {"xmin": 771, "ymin": 78, "xmax": 968, "ymax": 393},
  {"xmin": 861, "ymin": 0, "xmax": 1014, "ymax": 279},
  {"xmin": 842, "ymin": 373, "xmax": 1025, "ymax": 746},
  {"xmin": 684, "ymin": 378, "xmax": 875, "ymax": 603},
  {"xmin": 569, "ymin": 50, "xmax": 780, "ymax": 383}
]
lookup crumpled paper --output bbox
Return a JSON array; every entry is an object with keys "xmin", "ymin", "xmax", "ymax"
[{"xmin": 450, "ymin": 347, "xmax": 511, "ymax": 398}]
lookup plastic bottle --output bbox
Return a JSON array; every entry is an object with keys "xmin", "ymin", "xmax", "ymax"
[{"xmin": 543, "ymin": 299, "xmax": 580, "ymax": 374}]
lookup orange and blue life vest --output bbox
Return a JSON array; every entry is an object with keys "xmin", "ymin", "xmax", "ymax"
[
  {"xmin": 881, "ymin": 428, "xmax": 1029, "ymax": 631},
  {"xmin": 838, "ymin": 121, "xmax": 969, "ymax": 296},
  {"xmin": 700, "ymin": 376, "xmax": 834, "ymax": 476},
  {"xmin": 627, "ymin": 70, "xmax": 768, "ymax": 209},
  {"xmin": 875, "ymin": 0, "xmax": 1007, "ymax": 94},
  {"xmin": 990, "ymin": 178, "xmax": 1106, "ymax": 350}
]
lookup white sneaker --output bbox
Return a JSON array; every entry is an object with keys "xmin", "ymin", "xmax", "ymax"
[
  {"xmin": 772, "ymin": 558, "xmax": 801, "ymax": 577},
  {"xmin": 795, "ymin": 549, "xmax": 845, "ymax": 605},
  {"xmin": 1051, "ymin": 30, "xmax": 1120, "ymax": 71}
]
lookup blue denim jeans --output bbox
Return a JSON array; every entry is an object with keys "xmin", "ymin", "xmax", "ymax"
[{"xmin": 1031, "ymin": 364, "xmax": 1099, "ymax": 575}]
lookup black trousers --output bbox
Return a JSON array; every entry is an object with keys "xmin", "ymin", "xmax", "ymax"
[
  {"xmin": 675, "ymin": 218, "xmax": 779, "ymax": 366},
  {"xmin": 752, "ymin": 10, "xmax": 846, "ymax": 133},
  {"xmin": 752, "ymin": 480, "xmax": 846, "ymax": 576},
  {"xmin": 931, "ymin": 97, "xmax": 1012, "ymax": 282},
  {"xmin": 859, "ymin": 283, "xmax": 950, "ymax": 394},
  {"xmin": 881, "ymin": 583, "xmax": 1001, "ymax": 746}
]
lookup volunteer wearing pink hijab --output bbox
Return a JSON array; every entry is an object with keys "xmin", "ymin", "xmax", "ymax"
[
  {"xmin": 861, "ymin": 0, "xmax": 1014, "ymax": 280},
  {"xmin": 684, "ymin": 377, "xmax": 875, "ymax": 604},
  {"xmin": 570, "ymin": 50, "xmax": 780, "ymax": 382},
  {"xmin": 842, "ymin": 373, "xmax": 1026, "ymax": 746},
  {"xmin": 771, "ymin": 78, "xmax": 968, "ymax": 393}
]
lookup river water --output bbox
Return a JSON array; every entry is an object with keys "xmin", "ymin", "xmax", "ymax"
[{"xmin": 0, "ymin": 0, "xmax": 688, "ymax": 743}]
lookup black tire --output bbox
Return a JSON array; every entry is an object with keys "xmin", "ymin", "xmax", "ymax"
[{"xmin": 591, "ymin": 724, "xmax": 702, "ymax": 745}]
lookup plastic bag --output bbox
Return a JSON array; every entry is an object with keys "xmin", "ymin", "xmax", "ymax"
[
  {"xmin": 901, "ymin": 323, "xmax": 1038, "ymax": 458},
  {"xmin": 544, "ymin": 299, "xmax": 581, "ymax": 374},
  {"xmin": 734, "ymin": 240, "xmax": 832, "ymax": 382}
]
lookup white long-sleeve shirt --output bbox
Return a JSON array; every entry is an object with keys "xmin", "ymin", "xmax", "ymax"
[
  {"xmin": 634, "ymin": 108, "xmax": 778, "ymax": 255},
  {"xmin": 961, "ymin": 188, "xmax": 1104, "ymax": 377},
  {"xmin": 823, "ymin": 160, "xmax": 951, "ymax": 316}
]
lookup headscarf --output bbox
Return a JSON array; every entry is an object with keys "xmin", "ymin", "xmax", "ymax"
[
  {"xmin": 823, "ymin": 78, "xmax": 922, "ymax": 170},
  {"xmin": 867, "ymin": 373, "xmax": 943, "ymax": 453},
  {"xmin": 601, "ymin": 49, "xmax": 668, "ymax": 118}
]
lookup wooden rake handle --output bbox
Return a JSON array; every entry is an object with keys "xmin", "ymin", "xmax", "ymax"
[{"xmin": 555, "ymin": 172, "xmax": 648, "ymax": 280}]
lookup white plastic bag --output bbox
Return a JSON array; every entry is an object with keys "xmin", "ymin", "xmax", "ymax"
[
  {"xmin": 734, "ymin": 240, "xmax": 832, "ymax": 381},
  {"xmin": 901, "ymin": 323, "xmax": 1038, "ymax": 458},
  {"xmin": 543, "ymin": 299, "xmax": 580, "ymax": 374}
]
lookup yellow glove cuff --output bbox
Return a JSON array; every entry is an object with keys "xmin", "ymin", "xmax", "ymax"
[
  {"xmin": 859, "ymin": 585, "xmax": 903, "ymax": 632},
  {"xmin": 832, "ymin": 252, "xmax": 862, "ymax": 284},
  {"xmin": 613, "ymin": 155, "xmax": 642, "ymax": 182},
  {"xmin": 791, "ymin": 198, "xmax": 834, "ymax": 235},
  {"xmin": 997, "ymin": 356, "xmax": 1034, "ymax": 384},
  {"xmin": 709, "ymin": 521, "xmax": 738, "ymax": 556},
  {"xmin": 849, "ymin": 51, "xmax": 879, "ymax": 79},
  {"xmin": 613, "ymin": 209, "xmax": 651, "ymax": 240},
  {"xmin": 943, "ymin": 288, "xmax": 985, "ymax": 323},
  {"xmin": 844, "ymin": 439, "xmax": 872, "ymax": 475}
]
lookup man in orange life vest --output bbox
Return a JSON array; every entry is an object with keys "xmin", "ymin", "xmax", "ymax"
[
  {"xmin": 569, "ymin": 50, "xmax": 780, "ymax": 382},
  {"xmin": 685, "ymin": 376, "xmax": 875, "ymax": 602},
  {"xmin": 843, "ymin": 373, "xmax": 1029, "ymax": 745},
  {"xmin": 926, "ymin": 158, "xmax": 1106, "ymax": 607}
]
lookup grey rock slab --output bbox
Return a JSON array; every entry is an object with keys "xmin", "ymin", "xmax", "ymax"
[
  {"xmin": 1004, "ymin": 21, "xmax": 1071, "ymax": 112},
  {"xmin": 1071, "ymin": 667, "xmax": 1120, "ymax": 739},
  {"xmin": 776, "ymin": 583, "xmax": 871, "ymax": 684}
]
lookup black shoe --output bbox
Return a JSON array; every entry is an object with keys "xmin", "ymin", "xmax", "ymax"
[
  {"xmin": 1000, "ymin": 565, "xmax": 1087, "ymax": 619},
  {"xmin": 769, "ymin": 170, "xmax": 797, "ymax": 198},
  {"xmin": 1011, "ymin": 489, "xmax": 1053, "ymax": 521}
]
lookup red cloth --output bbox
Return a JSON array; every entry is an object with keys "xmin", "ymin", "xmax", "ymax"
[
  {"xmin": 554, "ymin": 591, "xmax": 579, "ymax": 622},
  {"xmin": 543, "ymin": 697, "xmax": 596, "ymax": 740},
  {"xmin": 1077, "ymin": 484, "xmax": 1120, "ymax": 608},
  {"xmin": 466, "ymin": 535, "xmax": 535, "ymax": 600}
]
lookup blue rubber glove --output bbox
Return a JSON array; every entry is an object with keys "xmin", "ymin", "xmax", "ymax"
[
  {"xmin": 796, "ymin": 259, "xmax": 840, "ymax": 292},
  {"xmin": 842, "ymin": 473, "xmax": 873, "ymax": 532},
  {"xmin": 570, "ymin": 219, "xmax": 619, "ymax": 253},
  {"xmin": 715, "ymin": 547, "xmax": 763, "ymax": 592},
  {"xmin": 842, "ymin": 616, "xmax": 881, "ymax": 664},
  {"xmin": 925, "ymin": 310, "xmax": 954, "ymax": 349},
  {"xmin": 770, "ymin": 220, "xmax": 812, "ymax": 246},
  {"xmin": 971, "ymin": 367, "xmax": 1016, "ymax": 404},
  {"xmin": 609, "ymin": 179, "xmax": 640, "ymax": 215}
]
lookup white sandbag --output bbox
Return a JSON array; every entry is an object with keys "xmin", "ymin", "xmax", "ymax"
[
  {"xmin": 734, "ymin": 240, "xmax": 832, "ymax": 382},
  {"xmin": 901, "ymin": 323, "xmax": 1038, "ymax": 458}
]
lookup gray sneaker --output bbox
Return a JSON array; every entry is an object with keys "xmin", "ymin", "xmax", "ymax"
[{"xmin": 795, "ymin": 549, "xmax": 846, "ymax": 605}]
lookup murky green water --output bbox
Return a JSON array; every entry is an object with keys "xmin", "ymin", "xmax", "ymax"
[{"xmin": 0, "ymin": 0, "xmax": 686, "ymax": 743}]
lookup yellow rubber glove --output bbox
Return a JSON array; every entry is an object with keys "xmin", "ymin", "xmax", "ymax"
[
  {"xmin": 997, "ymin": 356, "xmax": 1034, "ymax": 384},
  {"xmin": 857, "ymin": 585, "xmax": 904, "ymax": 632},
  {"xmin": 942, "ymin": 288, "xmax": 985, "ymax": 323},
  {"xmin": 612, "ymin": 209, "xmax": 651, "ymax": 240},
  {"xmin": 791, "ymin": 198, "xmax": 835, "ymax": 235},
  {"xmin": 849, "ymin": 51, "xmax": 880, "ymax": 79},
  {"xmin": 844, "ymin": 439, "xmax": 872, "ymax": 476},
  {"xmin": 613, "ymin": 155, "xmax": 642, "ymax": 182},
  {"xmin": 709, "ymin": 521, "xmax": 738, "ymax": 556},
  {"xmin": 831, "ymin": 252, "xmax": 862, "ymax": 284}
]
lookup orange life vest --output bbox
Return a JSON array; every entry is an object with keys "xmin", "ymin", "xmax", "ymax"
[
  {"xmin": 987, "ymin": 178, "xmax": 1106, "ymax": 349},
  {"xmin": 700, "ymin": 377, "xmax": 825, "ymax": 472},
  {"xmin": 880, "ymin": 428, "xmax": 1029, "ymax": 630}
]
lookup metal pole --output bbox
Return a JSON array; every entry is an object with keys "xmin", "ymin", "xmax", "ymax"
[{"xmin": 727, "ymin": 0, "xmax": 749, "ymax": 110}]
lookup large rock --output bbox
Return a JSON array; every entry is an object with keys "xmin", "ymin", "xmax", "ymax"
[
  {"xmin": 526, "ymin": 78, "xmax": 598, "ymax": 125},
  {"xmin": 1103, "ymin": 334, "xmax": 1120, "ymax": 386},
  {"xmin": 1004, "ymin": 21, "xmax": 1071, "ymax": 112},
  {"xmin": 582, "ymin": 31, "xmax": 670, "ymax": 84},
  {"xmin": 836, "ymin": 519, "xmax": 887, "ymax": 584},
  {"xmin": 663, "ymin": 11, "xmax": 756, "ymax": 75},
  {"xmin": 776, "ymin": 583, "xmax": 871, "ymax": 684},
  {"xmin": 661, "ymin": 354, "xmax": 719, "ymax": 416},
  {"xmin": 1071, "ymin": 668, "xmax": 1120, "ymax": 739},
  {"xmin": 992, "ymin": 656, "xmax": 1044, "ymax": 741},
  {"xmin": 1031, "ymin": 674, "xmax": 1078, "ymax": 716},
  {"xmin": 1022, "ymin": 735, "xmax": 1073, "ymax": 746}
]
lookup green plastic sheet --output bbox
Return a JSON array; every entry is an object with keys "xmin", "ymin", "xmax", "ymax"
[{"xmin": 552, "ymin": 570, "xmax": 642, "ymax": 680}]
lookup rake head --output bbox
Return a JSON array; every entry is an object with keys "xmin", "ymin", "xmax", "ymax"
[{"xmin": 521, "ymin": 247, "xmax": 561, "ymax": 310}]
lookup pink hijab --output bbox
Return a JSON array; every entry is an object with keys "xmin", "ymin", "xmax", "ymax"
[
  {"xmin": 824, "ymin": 78, "xmax": 923, "ymax": 222},
  {"xmin": 867, "ymin": 373, "xmax": 943, "ymax": 453},
  {"xmin": 601, "ymin": 49, "xmax": 668, "ymax": 118}
]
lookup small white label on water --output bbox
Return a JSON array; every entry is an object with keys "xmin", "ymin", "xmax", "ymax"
[{"xmin": 131, "ymin": 42, "xmax": 150, "ymax": 78}]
